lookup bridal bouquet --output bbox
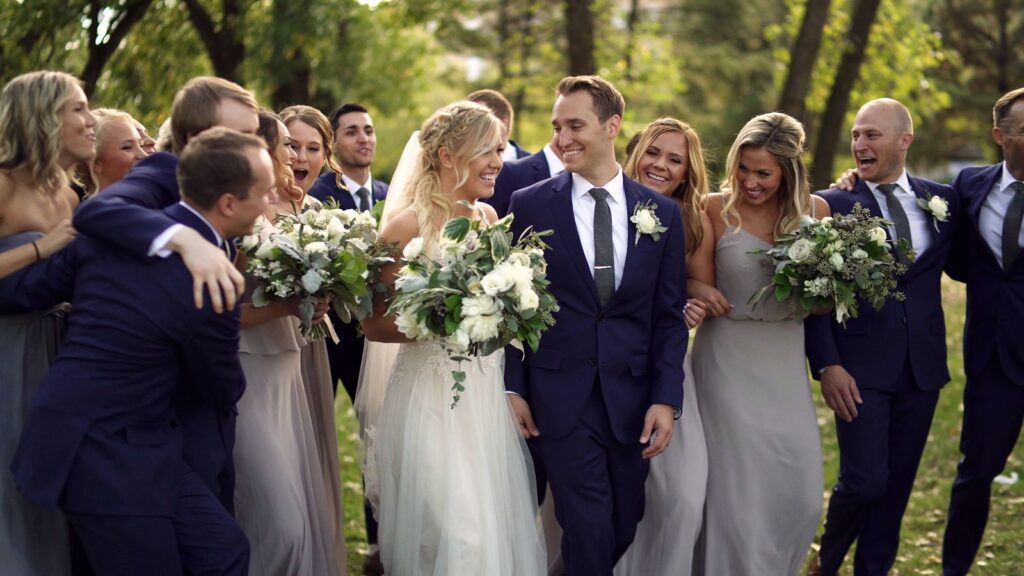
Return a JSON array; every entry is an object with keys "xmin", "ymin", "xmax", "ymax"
[
  {"xmin": 388, "ymin": 211, "xmax": 559, "ymax": 407},
  {"xmin": 239, "ymin": 202, "xmax": 393, "ymax": 340},
  {"xmin": 749, "ymin": 203, "xmax": 912, "ymax": 325}
]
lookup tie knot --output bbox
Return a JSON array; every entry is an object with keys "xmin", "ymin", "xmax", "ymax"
[
  {"xmin": 589, "ymin": 187, "xmax": 610, "ymax": 202},
  {"xmin": 357, "ymin": 187, "xmax": 370, "ymax": 198},
  {"xmin": 1011, "ymin": 181, "xmax": 1024, "ymax": 195},
  {"xmin": 878, "ymin": 183, "xmax": 899, "ymax": 196}
]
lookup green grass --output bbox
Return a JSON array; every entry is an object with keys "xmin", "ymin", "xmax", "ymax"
[{"xmin": 334, "ymin": 277, "xmax": 1024, "ymax": 574}]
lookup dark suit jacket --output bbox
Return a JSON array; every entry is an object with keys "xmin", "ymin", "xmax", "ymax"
[
  {"xmin": 486, "ymin": 149, "xmax": 552, "ymax": 217},
  {"xmin": 504, "ymin": 171, "xmax": 688, "ymax": 443},
  {"xmin": 3, "ymin": 204, "xmax": 244, "ymax": 517},
  {"xmin": 509, "ymin": 139, "xmax": 530, "ymax": 160},
  {"xmin": 945, "ymin": 164, "xmax": 1024, "ymax": 386},
  {"xmin": 307, "ymin": 172, "xmax": 388, "ymax": 210},
  {"xmin": 805, "ymin": 176, "xmax": 959, "ymax": 391}
]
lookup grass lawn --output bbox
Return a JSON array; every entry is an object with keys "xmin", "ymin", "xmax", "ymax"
[{"xmin": 335, "ymin": 276, "xmax": 1024, "ymax": 575}]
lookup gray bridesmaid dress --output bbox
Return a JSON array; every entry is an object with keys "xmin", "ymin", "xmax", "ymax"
[
  {"xmin": 0, "ymin": 232, "xmax": 72, "ymax": 575},
  {"xmin": 692, "ymin": 227, "xmax": 823, "ymax": 576}
]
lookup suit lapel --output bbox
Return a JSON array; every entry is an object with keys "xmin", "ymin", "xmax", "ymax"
[
  {"xmin": 165, "ymin": 203, "xmax": 220, "ymax": 247},
  {"xmin": 854, "ymin": 180, "xmax": 886, "ymax": 222},
  {"xmin": 531, "ymin": 151, "xmax": 550, "ymax": 180},
  {"xmin": 607, "ymin": 179, "xmax": 642, "ymax": 308},
  {"xmin": 965, "ymin": 165, "xmax": 1003, "ymax": 268},
  {"xmin": 550, "ymin": 173, "xmax": 600, "ymax": 305}
]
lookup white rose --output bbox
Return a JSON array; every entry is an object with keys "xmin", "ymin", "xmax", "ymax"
[
  {"xmin": 462, "ymin": 313, "xmax": 502, "ymax": 342},
  {"xmin": 449, "ymin": 329, "xmax": 471, "ymax": 353},
  {"xmin": 517, "ymin": 287, "xmax": 539, "ymax": 311},
  {"xmin": 240, "ymin": 233, "xmax": 259, "ymax": 252},
  {"xmin": 255, "ymin": 240, "xmax": 276, "ymax": 259},
  {"xmin": 928, "ymin": 196, "xmax": 948, "ymax": 220},
  {"xmin": 507, "ymin": 252, "xmax": 531, "ymax": 267},
  {"xmin": 869, "ymin": 227, "xmax": 888, "ymax": 246},
  {"xmin": 829, "ymin": 253, "xmax": 845, "ymax": 269},
  {"xmin": 305, "ymin": 241, "xmax": 329, "ymax": 255},
  {"xmin": 462, "ymin": 294, "xmax": 501, "ymax": 317},
  {"xmin": 852, "ymin": 249, "xmax": 868, "ymax": 260},
  {"xmin": 631, "ymin": 209, "xmax": 657, "ymax": 234},
  {"xmin": 395, "ymin": 311, "xmax": 428, "ymax": 340},
  {"xmin": 819, "ymin": 216, "xmax": 834, "ymax": 224},
  {"xmin": 481, "ymin": 267, "xmax": 515, "ymax": 296},
  {"xmin": 326, "ymin": 217, "xmax": 345, "ymax": 242},
  {"xmin": 499, "ymin": 262, "xmax": 534, "ymax": 291},
  {"xmin": 355, "ymin": 212, "xmax": 377, "ymax": 228},
  {"xmin": 403, "ymin": 237, "xmax": 425, "ymax": 260},
  {"xmin": 336, "ymin": 210, "xmax": 356, "ymax": 225},
  {"xmin": 787, "ymin": 238, "xmax": 815, "ymax": 262}
]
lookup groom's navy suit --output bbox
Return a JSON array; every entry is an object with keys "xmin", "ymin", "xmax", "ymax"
[
  {"xmin": 942, "ymin": 163, "xmax": 1024, "ymax": 575},
  {"xmin": 73, "ymin": 152, "xmax": 241, "ymax": 512},
  {"xmin": 806, "ymin": 176, "xmax": 958, "ymax": 575},
  {"xmin": 1, "ymin": 203, "xmax": 249, "ymax": 574},
  {"xmin": 506, "ymin": 171, "xmax": 688, "ymax": 575}
]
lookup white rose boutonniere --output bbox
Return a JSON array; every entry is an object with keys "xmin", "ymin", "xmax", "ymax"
[
  {"xmin": 916, "ymin": 193, "xmax": 949, "ymax": 232},
  {"xmin": 630, "ymin": 200, "xmax": 668, "ymax": 245}
]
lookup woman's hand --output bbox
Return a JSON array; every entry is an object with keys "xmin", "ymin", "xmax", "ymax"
[
  {"xmin": 688, "ymin": 279, "xmax": 732, "ymax": 318},
  {"xmin": 684, "ymin": 298, "xmax": 707, "ymax": 328},
  {"xmin": 311, "ymin": 297, "xmax": 330, "ymax": 324},
  {"xmin": 36, "ymin": 219, "xmax": 77, "ymax": 258}
]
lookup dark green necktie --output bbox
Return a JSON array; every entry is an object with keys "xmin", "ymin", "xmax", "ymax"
[
  {"xmin": 590, "ymin": 187, "xmax": 614, "ymax": 306},
  {"xmin": 356, "ymin": 187, "xmax": 371, "ymax": 212},
  {"xmin": 879, "ymin": 183, "xmax": 913, "ymax": 264},
  {"xmin": 1003, "ymin": 181, "xmax": 1024, "ymax": 269}
]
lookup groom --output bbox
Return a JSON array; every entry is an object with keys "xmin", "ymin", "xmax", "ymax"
[{"xmin": 505, "ymin": 75, "xmax": 688, "ymax": 576}]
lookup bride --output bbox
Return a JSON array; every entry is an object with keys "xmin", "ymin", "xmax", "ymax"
[{"xmin": 361, "ymin": 101, "xmax": 545, "ymax": 576}]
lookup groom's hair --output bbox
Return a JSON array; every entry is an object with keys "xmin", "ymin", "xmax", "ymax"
[
  {"xmin": 177, "ymin": 128, "xmax": 265, "ymax": 209},
  {"xmin": 994, "ymin": 87, "xmax": 1024, "ymax": 129},
  {"xmin": 170, "ymin": 76, "xmax": 257, "ymax": 155},
  {"xmin": 556, "ymin": 75, "xmax": 625, "ymax": 123}
]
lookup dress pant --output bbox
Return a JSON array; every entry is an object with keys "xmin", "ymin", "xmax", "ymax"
[
  {"xmin": 819, "ymin": 360, "xmax": 939, "ymax": 575},
  {"xmin": 943, "ymin": 358, "xmax": 1024, "ymax": 576}
]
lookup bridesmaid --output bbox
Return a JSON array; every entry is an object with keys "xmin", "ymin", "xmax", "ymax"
[
  {"xmin": 76, "ymin": 108, "xmax": 150, "ymax": 196},
  {"xmin": 690, "ymin": 112, "xmax": 829, "ymax": 575},
  {"xmin": 615, "ymin": 117, "xmax": 710, "ymax": 575},
  {"xmin": 280, "ymin": 104, "xmax": 348, "ymax": 571},
  {"xmin": 232, "ymin": 109, "xmax": 343, "ymax": 576},
  {"xmin": 0, "ymin": 70, "xmax": 91, "ymax": 575}
]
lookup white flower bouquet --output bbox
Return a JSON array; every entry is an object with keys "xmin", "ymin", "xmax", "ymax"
[
  {"xmin": 388, "ymin": 210, "xmax": 559, "ymax": 407},
  {"xmin": 239, "ymin": 201, "xmax": 393, "ymax": 340},
  {"xmin": 749, "ymin": 203, "xmax": 912, "ymax": 325}
]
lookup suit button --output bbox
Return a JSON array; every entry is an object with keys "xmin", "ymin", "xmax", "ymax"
[{"xmin": 588, "ymin": 358, "xmax": 596, "ymax": 367}]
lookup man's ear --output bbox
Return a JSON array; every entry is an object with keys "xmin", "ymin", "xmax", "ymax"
[
  {"xmin": 214, "ymin": 191, "xmax": 236, "ymax": 219},
  {"xmin": 605, "ymin": 114, "xmax": 622, "ymax": 140}
]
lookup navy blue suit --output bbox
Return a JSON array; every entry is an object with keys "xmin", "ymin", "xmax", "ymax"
[
  {"xmin": 508, "ymin": 139, "xmax": 530, "ymax": 160},
  {"xmin": 505, "ymin": 171, "xmax": 688, "ymax": 575},
  {"xmin": 2, "ymin": 203, "xmax": 248, "ymax": 575},
  {"xmin": 942, "ymin": 164, "xmax": 1024, "ymax": 575},
  {"xmin": 806, "ymin": 177, "xmax": 959, "ymax": 575},
  {"xmin": 485, "ymin": 149, "xmax": 553, "ymax": 217},
  {"xmin": 73, "ymin": 152, "xmax": 241, "ymax": 513}
]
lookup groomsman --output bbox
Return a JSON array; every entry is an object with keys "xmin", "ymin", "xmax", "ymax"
[
  {"xmin": 72, "ymin": 76, "xmax": 260, "ymax": 513},
  {"xmin": 308, "ymin": 102, "xmax": 388, "ymax": 400},
  {"xmin": 487, "ymin": 131, "xmax": 565, "ymax": 218},
  {"xmin": 505, "ymin": 75, "xmax": 688, "ymax": 576},
  {"xmin": 466, "ymin": 88, "xmax": 530, "ymax": 161},
  {"xmin": 942, "ymin": 87, "xmax": 1024, "ymax": 576},
  {"xmin": 806, "ymin": 99, "xmax": 960, "ymax": 575},
  {"xmin": 2, "ymin": 128, "xmax": 272, "ymax": 574}
]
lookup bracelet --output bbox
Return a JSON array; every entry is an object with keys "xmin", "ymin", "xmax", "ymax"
[{"xmin": 31, "ymin": 240, "xmax": 41, "ymax": 262}]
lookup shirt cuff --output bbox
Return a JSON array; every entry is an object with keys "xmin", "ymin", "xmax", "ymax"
[{"xmin": 149, "ymin": 224, "xmax": 184, "ymax": 258}]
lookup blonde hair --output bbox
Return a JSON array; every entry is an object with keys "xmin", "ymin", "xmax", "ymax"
[
  {"xmin": 257, "ymin": 109, "xmax": 302, "ymax": 203},
  {"xmin": 0, "ymin": 70, "xmax": 83, "ymax": 192},
  {"xmin": 394, "ymin": 101, "xmax": 502, "ymax": 247},
  {"xmin": 280, "ymin": 104, "xmax": 343, "ymax": 178},
  {"xmin": 721, "ymin": 112, "xmax": 809, "ymax": 238},
  {"xmin": 624, "ymin": 117, "xmax": 709, "ymax": 255},
  {"xmin": 75, "ymin": 108, "xmax": 140, "ymax": 196},
  {"xmin": 170, "ymin": 76, "xmax": 257, "ymax": 155}
]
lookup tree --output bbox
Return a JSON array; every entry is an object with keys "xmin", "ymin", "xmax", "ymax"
[
  {"xmin": 81, "ymin": 0, "xmax": 155, "ymax": 96},
  {"xmin": 777, "ymin": 0, "xmax": 832, "ymax": 122},
  {"xmin": 565, "ymin": 0, "xmax": 596, "ymax": 75},
  {"xmin": 180, "ymin": 0, "xmax": 247, "ymax": 82}
]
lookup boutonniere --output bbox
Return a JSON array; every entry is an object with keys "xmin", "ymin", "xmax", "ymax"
[
  {"xmin": 916, "ymin": 193, "xmax": 949, "ymax": 232},
  {"xmin": 630, "ymin": 200, "xmax": 668, "ymax": 245}
]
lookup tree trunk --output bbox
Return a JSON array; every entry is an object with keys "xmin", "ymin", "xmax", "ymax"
[
  {"xmin": 565, "ymin": 0, "xmax": 596, "ymax": 75},
  {"xmin": 622, "ymin": 0, "xmax": 641, "ymax": 81},
  {"xmin": 268, "ymin": 0, "xmax": 311, "ymax": 109},
  {"xmin": 510, "ymin": 4, "xmax": 538, "ymax": 139},
  {"xmin": 181, "ymin": 0, "xmax": 246, "ymax": 83},
  {"xmin": 777, "ymin": 0, "xmax": 832, "ymax": 122},
  {"xmin": 809, "ymin": 0, "xmax": 882, "ymax": 190},
  {"xmin": 81, "ymin": 0, "xmax": 155, "ymax": 96}
]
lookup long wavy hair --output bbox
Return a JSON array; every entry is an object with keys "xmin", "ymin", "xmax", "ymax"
[
  {"xmin": 392, "ymin": 101, "xmax": 503, "ymax": 248},
  {"xmin": 75, "ymin": 108, "xmax": 140, "ymax": 196},
  {"xmin": 720, "ymin": 112, "xmax": 809, "ymax": 238},
  {"xmin": 0, "ymin": 71, "xmax": 83, "ymax": 192},
  {"xmin": 624, "ymin": 117, "xmax": 709, "ymax": 255},
  {"xmin": 257, "ymin": 109, "xmax": 302, "ymax": 204},
  {"xmin": 280, "ymin": 104, "xmax": 343, "ymax": 189}
]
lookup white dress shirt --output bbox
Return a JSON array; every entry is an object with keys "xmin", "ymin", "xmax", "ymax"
[
  {"xmin": 978, "ymin": 162, "xmax": 1024, "ymax": 268},
  {"xmin": 571, "ymin": 168, "xmax": 628, "ymax": 289},
  {"xmin": 866, "ymin": 170, "xmax": 932, "ymax": 258},
  {"xmin": 152, "ymin": 201, "xmax": 224, "ymax": 258},
  {"xmin": 341, "ymin": 173, "xmax": 374, "ymax": 209},
  {"xmin": 543, "ymin": 144, "xmax": 565, "ymax": 177},
  {"xmin": 501, "ymin": 143, "xmax": 519, "ymax": 163}
]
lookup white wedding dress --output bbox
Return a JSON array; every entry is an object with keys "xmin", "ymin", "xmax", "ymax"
[{"xmin": 367, "ymin": 342, "xmax": 545, "ymax": 576}]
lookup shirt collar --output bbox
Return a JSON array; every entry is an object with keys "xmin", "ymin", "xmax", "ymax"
[
  {"xmin": 341, "ymin": 173, "xmax": 372, "ymax": 193},
  {"xmin": 999, "ymin": 161, "xmax": 1022, "ymax": 193},
  {"xmin": 866, "ymin": 170, "xmax": 912, "ymax": 196},
  {"xmin": 542, "ymin": 144, "xmax": 565, "ymax": 176},
  {"xmin": 178, "ymin": 201, "xmax": 224, "ymax": 246},
  {"xmin": 572, "ymin": 166, "xmax": 625, "ymax": 205}
]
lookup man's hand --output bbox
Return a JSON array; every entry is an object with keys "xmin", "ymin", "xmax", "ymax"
[
  {"xmin": 169, "ymin": 227, "xmax": 245, "ymax": 313},
  {"xmin": 688, "ymin": 280, "xmax": 732, "ymax": 318},
  {"xmin": 821, "ymin": 365, "xmax": 863, "ymax": 422},
  {"xmin": 641, "ymin": 403, "xmax": 675, "ymax": 459},
  {"xmin": 831, "ymin": 168, "xmax": 859, "ymax": 192},
  {"xmin": 508, "ymin": 394, "xmax": 539, "ymax": 439}
]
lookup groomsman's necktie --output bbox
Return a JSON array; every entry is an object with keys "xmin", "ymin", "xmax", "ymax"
[
  {"xmin": 590, "ymin": 187, "xmax": 615, "ymax": 306},
  {"xmin": 356, "ymin": 187, "xmax": 371, "ymax": 212},
  {"xmin": 879, "ymin": 183, "xmax": 913, "ymax": 264},
  {"xmin": 1003, "ymin": 181, "xmax": 1024, "ymax": 269}
]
